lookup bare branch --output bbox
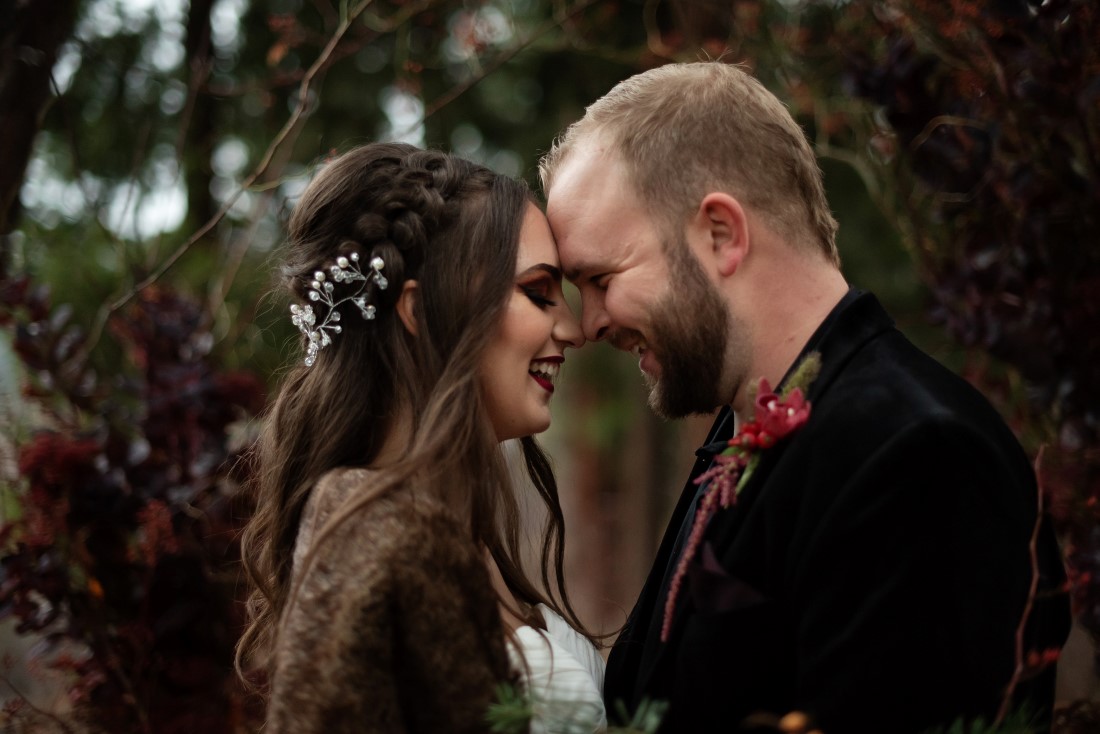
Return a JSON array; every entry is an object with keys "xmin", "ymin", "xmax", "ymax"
[
  {"xmin": 909, "ymin": 114, "xmax": 987, "ymax": 155},
  {"xmin": 0, "ymin": 672, "xmax": 79, "ymax": 734},
  {"xmin": 416, "ymin": 0, "xmax": 602, "ymax": 128},
  {"xmin": 108, "ymin": 0, "xmax": 381, "ymax": 313},
  {"xmin": 642, "ymin": 0, "xmax": 677, "ymax": 62},
  {"xmin": 994, "ymin": 445, "xmax": 1047, "ymax": 726},
  {"xmin": 205, "ymin": 190, "xmax": 274, "ymax": 323}
]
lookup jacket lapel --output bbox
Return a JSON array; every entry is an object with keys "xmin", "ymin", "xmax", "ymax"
[
  {"xmin": 635, "ymin": 290, "xmax": 896, "ymax": 694},
  {"xmin": 607, "ymin": 408, "xmax": 735, "ymax": 708}
]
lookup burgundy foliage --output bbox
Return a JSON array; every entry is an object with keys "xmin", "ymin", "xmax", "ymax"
[
  {"xmin": 0, "ymin": 280, "xmax": 265, "ymax": 732},
  {"xmin": 840, "ymin": 0, "xmax": 1100, "ymax": 644}
]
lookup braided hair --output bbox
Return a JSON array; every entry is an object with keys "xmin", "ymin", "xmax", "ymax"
[{"xmin": 237, "ymin": 143, "xmax": 590, "ymax": 680}]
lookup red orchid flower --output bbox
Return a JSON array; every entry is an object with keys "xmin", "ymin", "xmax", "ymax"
[
  {"xmin": 662, "ymin": 361, "xmax": 819, "ymax": 642},
  {"xmin": 754, "ymin": 379, "xmax": 811, "ymax": 445}
]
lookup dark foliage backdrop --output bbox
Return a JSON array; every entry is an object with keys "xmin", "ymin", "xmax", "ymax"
[
  {"xmin": 0, "ymin": 0, "xmax": 1096, "ymax": 731},
  {"xmin": 1, "ymin": 280, "xmax": 264, "ymax": 731}
]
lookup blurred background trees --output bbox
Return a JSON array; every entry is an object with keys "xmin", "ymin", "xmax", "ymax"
[{"xmin": 0, "ymin": 0, "xmax": 1096, "ymax": 730}]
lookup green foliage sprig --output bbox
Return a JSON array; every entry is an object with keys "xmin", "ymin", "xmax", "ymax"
[{"xmin": 487, "ymin": 683, "xmax": 667, "ymax": 734}]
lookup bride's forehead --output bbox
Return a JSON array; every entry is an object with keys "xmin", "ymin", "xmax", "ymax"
[{"xmin": 515, "ymin": 208, "xmax": 560, "ymax": 270}]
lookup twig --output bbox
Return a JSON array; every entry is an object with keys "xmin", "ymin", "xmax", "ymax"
[
  {"xmin": 908, "ymin": 114, "xmax": 987, "ymax": 155},
  {"xmin": 994, "ymin": 445, "xmax": 1047, "ymax": 726},
  {"xmin": 410, "ymin": 0, "xmax": 601, "ymax": 131},
  {"xmin": 46, "ymin": 69, "xmax": 153, "ymax": 377},
  {"xmin": 108, "ymin": 0, "xmax": 379, "ymax": 314},
  {"xmin": 201, "ymin": 0, "xmax": 427, "ymax": 321},
  {"xmin": 310, "ymin": 0, "xmax": 340, "ymax": 29},
  {"xmin": 204, "ymin": 189, "xmax": 275, "ymax": 322},
  {"xmin": 0, "ymin": 672, "xmax": 79, "ymax": 734},
  {"xmin": 642, "ymin": 0, "xmax": 677, "ymax": 61}
]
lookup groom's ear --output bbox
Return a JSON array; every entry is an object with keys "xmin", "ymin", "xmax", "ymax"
[{"xmin": 693, "ymin": 192, "xmax": 749, "ymax": 279}]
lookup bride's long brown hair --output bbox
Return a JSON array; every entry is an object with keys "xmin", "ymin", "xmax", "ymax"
[{"xmin": 236, "ymin": 143, "xmax": 589, "ymax": 680}]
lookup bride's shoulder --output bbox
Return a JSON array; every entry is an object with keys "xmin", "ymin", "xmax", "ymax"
[
  {"xmin": 535, "ymin": 605, "xmax": 606, "ymax": 681},
  {"xmin": 310, "ymin": 467, "xmax": 453, "ymax": 522},
  {"xmin": 510, "ymin": 606, "xmax": 607, "ymax": 732},
  {"xmin": 299, "ymin": 468, "xmax": 473, "ymax": 569}
]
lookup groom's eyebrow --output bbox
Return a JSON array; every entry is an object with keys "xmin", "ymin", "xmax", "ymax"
[
  {"xmin": 562, "ymin": 263, "xmax": 593, "ymax": 283},
  {"xmin": 517, "ymin": 264, "xmax": 563, "ymax": 282},
  {"xmin": 561, "ymin": 257, "xmax": 597, "ymax": 283}
]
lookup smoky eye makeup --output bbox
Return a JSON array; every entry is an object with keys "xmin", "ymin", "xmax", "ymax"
[
  {"xmin": 514, "ymin": 263, "xmax": 563, "ymax": 307},
  {"xmin": 519, "ymin": 278, "xmax": 556, "ymax": 308}
]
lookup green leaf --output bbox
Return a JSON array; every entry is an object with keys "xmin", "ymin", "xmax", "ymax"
[
  {"xmin": 487, "ymin": 684, "xmax": 534, "ymax": 734},
  {"xmin": 609, "ymin": 697, "xmax": 668, "ymax": 734}
]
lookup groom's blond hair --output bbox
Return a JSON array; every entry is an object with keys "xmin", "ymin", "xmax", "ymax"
[{"xmin": 540, "ymin": 62, "xmax": 840, "ymax": 266}]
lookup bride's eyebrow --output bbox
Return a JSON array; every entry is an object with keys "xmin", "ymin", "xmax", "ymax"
[{"xmin": 516, "ymin": 264, "xmax": 562, "ymax": 282}]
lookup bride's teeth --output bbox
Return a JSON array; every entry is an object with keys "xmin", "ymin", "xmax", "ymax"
[{"xmin": 529, "ymin": 361, "xmax": 560, "ymax": 379}]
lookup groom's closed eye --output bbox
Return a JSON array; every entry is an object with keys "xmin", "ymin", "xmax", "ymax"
[{"xmin": 583, "ymin": 273, "xmax": 611, "ymax": 291}]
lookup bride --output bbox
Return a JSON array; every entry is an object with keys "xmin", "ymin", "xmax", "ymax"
[{"xmin": 236, "ymin": 142, "xmax": 606, "ymax": 733}]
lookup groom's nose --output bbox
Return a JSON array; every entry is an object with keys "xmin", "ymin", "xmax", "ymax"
[{"xmin": 580, "ymin": 297, "xmax": 610, "ymax": 342}]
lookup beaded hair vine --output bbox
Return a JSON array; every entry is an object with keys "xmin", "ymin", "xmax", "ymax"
[{"xmin": 290, "ymin": 252, "xmax": 388, "ymax": 366}]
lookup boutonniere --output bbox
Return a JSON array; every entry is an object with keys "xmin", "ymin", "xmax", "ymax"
[{"xmin": 660, "ymin": 352, "xmax": 821, "ymax": 641}]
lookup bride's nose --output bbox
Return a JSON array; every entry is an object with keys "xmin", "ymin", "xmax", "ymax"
[{"xmin": 554, "ymin": 305, "xmax": 585, "ymax": 349}]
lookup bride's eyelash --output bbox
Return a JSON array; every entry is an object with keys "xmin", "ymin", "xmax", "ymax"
[{"xmin": 520, "ymin": 284, "xmax": 556, "ymax": 308}]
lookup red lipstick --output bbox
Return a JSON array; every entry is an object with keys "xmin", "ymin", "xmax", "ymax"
[
  {"xmin": 530, "ymin": 374, "xmax": 555, "ymax": 393},
  {"xmin": 529, "ymin": 355, "xmax": 563, "ymax": 394}
]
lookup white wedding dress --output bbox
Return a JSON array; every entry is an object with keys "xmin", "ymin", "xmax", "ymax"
[{"xmin": 508, "ymin": 604, "xmax": 607, "ymax": 733}]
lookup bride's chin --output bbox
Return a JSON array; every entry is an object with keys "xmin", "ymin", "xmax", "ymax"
[
  {"xmin": 494, "ymin": 418, "xmax": 552, "ymax": 443},
  {"xmin": 528, "ymin": 416, "xmax": 553, "ymax": 438}
]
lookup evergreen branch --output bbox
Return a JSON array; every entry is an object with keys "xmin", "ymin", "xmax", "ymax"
[
  {"xmin": 922, "ymin": 705, "xmax": 1041, "ymax": 734},
  {"xmin": 488, "ymin": 684, "xmax": 667, "ymax": 734},
  {"xmin": 487, "ymin": 683, "xmax": 534, "ymax": 733},
  {"xmin": 611, "ymin": 696, "xmax": 668, "ymax": 733}
]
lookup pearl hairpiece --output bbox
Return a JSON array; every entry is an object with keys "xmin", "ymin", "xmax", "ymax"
[{"xmin": 290, "ymin": 252, "xmax": 388, "ymax": 366}]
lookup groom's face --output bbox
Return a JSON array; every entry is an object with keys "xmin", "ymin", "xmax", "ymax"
[
  {"xmin": 643, "ymin": 233, "xmax": 740, "ymax": 417},
  {"xmin": 547, "ymin": 142, "xmax": 741, "ymax": 417}
]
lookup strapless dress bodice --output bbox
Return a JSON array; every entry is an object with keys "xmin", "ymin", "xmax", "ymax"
[{"xmin": 507, "ymin": 604, "xmax": 606, "ymax": 733}]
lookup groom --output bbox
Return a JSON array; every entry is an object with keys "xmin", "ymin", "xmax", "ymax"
[{"xmin": 541, "ymin": 62, "xmax": 1070, "ymax": 733}]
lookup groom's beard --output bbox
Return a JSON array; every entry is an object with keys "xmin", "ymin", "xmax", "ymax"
[{"xmin": 643, "ymin": 242, "xmax": 740, "ymax": 419}]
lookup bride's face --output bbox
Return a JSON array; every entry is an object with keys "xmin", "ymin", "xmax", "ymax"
[{"xmin": 479, "ymin": 204, "xmax": 584, "ymax": 442}]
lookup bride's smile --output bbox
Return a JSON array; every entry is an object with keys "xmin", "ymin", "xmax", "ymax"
[
  {"xmin": 528, "ymin": 355, "xmax": 563, "ymax": 393},
  {"xmin": 479, "ymin": 203, "xmax": 583, "ymax": 442}
]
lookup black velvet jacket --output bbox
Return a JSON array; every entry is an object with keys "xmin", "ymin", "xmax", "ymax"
[{"xmin": 604, "ymin": 290, "xmax": 1070, "ymax": 733}]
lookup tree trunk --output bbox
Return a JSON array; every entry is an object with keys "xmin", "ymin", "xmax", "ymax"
[
  {"xmin": 0, "ymin": 0, "xmax": 81, "ymax": 277},
  {"xmin": 183, "ymin": 0, "xmax": 217, "ymax": 236}
]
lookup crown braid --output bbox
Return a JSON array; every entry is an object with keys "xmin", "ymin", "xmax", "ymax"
[
  {"xmin": 349, "ymin": 152, "xmax": 463, "ymax": 313},
  {"xmin": 285, "ymin": 146, "xmax": 493, "ymax": 327}
]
